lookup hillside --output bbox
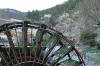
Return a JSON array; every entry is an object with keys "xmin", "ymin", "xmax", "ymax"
[
  {"xmin": 26, "ymin": 0, "xmax": 99, "ymax": 48},
  {"xmin": 40, "ymin": 0, "xmax": 80, "ymax": 17},
  {"xmin": 26, "ymin": 0, "xmax": 81, "ymax": 26},
  {"xmin": 0, "ymin": 8, "xmax": 27, "ymax": 20}
]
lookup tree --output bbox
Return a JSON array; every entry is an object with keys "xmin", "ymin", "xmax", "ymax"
[
  {"xmin": 26, "ymin": 11, "xmax": 32, "ymax": 19},
  {"xmin": 27, "ymin": 10, "xmax": 40, "ymax": 21},
  {"xmin": 80, "ymin": 32, "xmax": 97, "ymax": 47}
]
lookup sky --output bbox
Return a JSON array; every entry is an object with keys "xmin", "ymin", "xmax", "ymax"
[{"xmin": 0, "ymin": 0, "xmax": 67, "ymax": 12}]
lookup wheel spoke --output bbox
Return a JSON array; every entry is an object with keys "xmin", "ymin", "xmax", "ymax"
[
  {"xmin": 43, "ymin": 35, "xmax": 60, "ymax": 63},
  {"xmin": 5, "ymin": 30, "xmax": 19, "ymax": 64},
  {"xmin": 22, "ymin": 22, "xmax": 28, "ymax": 61},
  {"xmin": 51, "ymin": 47, "xmax": 73, "ymax": 66},
  {"xmin": 0, "ymin": 63, "xmax": 3, "ymax": 66},
  {"xmin": 14, "ymin": 27, "xmax": 22, "ymax": 62},
  {"xmin": 0, "ymin": 52, "xmax": 9, "ymax": 66},
  {"xmin": 0, "ymin": 22, "xmax": 85, "ymax": 66},
  {"xmin": 0, "ymin": 37, "xmax": 14, "ymax": 65},
  {"xmin": 49, "ymin": 41, "xmax": 65, "ymax": 57},
  {"xmin": 35, "ymin": 24, "xmax": 46, "ymax": 58},
  {"xmin": 29, "ymin": 22, "xmax": 34, "ymax": 61}
]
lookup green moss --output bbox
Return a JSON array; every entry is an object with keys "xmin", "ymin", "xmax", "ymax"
[
  {"xmin": 54, "ymin": 33, "xmax": 59, "ymax": 39},
  {"xmin": 67, "ymin": 59, "xmax": 82, "ymax": 66}
]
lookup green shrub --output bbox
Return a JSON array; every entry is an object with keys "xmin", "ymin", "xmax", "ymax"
[{"xmin": 80, "ymin": 32, "xmax": 97, "ymax": 46}]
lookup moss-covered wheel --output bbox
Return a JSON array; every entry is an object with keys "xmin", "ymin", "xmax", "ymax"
[{"xmin": 0, "ymin": 21, "xmax": 85, "ymax": 66}]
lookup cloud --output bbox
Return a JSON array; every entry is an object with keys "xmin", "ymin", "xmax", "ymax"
[{"xmin": 0, "ymin": 0, "xmax": 67, "ymax": 12}]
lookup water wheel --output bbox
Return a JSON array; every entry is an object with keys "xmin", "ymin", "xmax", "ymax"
[{"xmin": 0, "ymin": 21, "xmax": 85, "ymax": 66}]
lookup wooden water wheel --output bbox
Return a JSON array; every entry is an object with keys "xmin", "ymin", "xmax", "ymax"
[{"xmin": 0, "ymin": 21, "xmax": 85, "ymax": 66}]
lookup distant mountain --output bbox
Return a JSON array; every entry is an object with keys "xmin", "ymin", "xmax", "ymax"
[{"xmin": 0, "ymin": 8, "xmax": 27, "ymax": 19}]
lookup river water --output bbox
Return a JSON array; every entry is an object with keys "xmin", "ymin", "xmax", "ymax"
[{"xmin": 84, "ymin": 53, "xmax": 100, "ymax": 66}]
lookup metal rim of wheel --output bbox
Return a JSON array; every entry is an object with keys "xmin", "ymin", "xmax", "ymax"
[{"xmin": 0, "ymin": 21, "xmax": 85, "ymax": 66}]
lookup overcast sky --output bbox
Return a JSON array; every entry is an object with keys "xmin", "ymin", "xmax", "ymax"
[{"xmin": 0, "ymin": 0, "xmax": 67, "ymax": 12}]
